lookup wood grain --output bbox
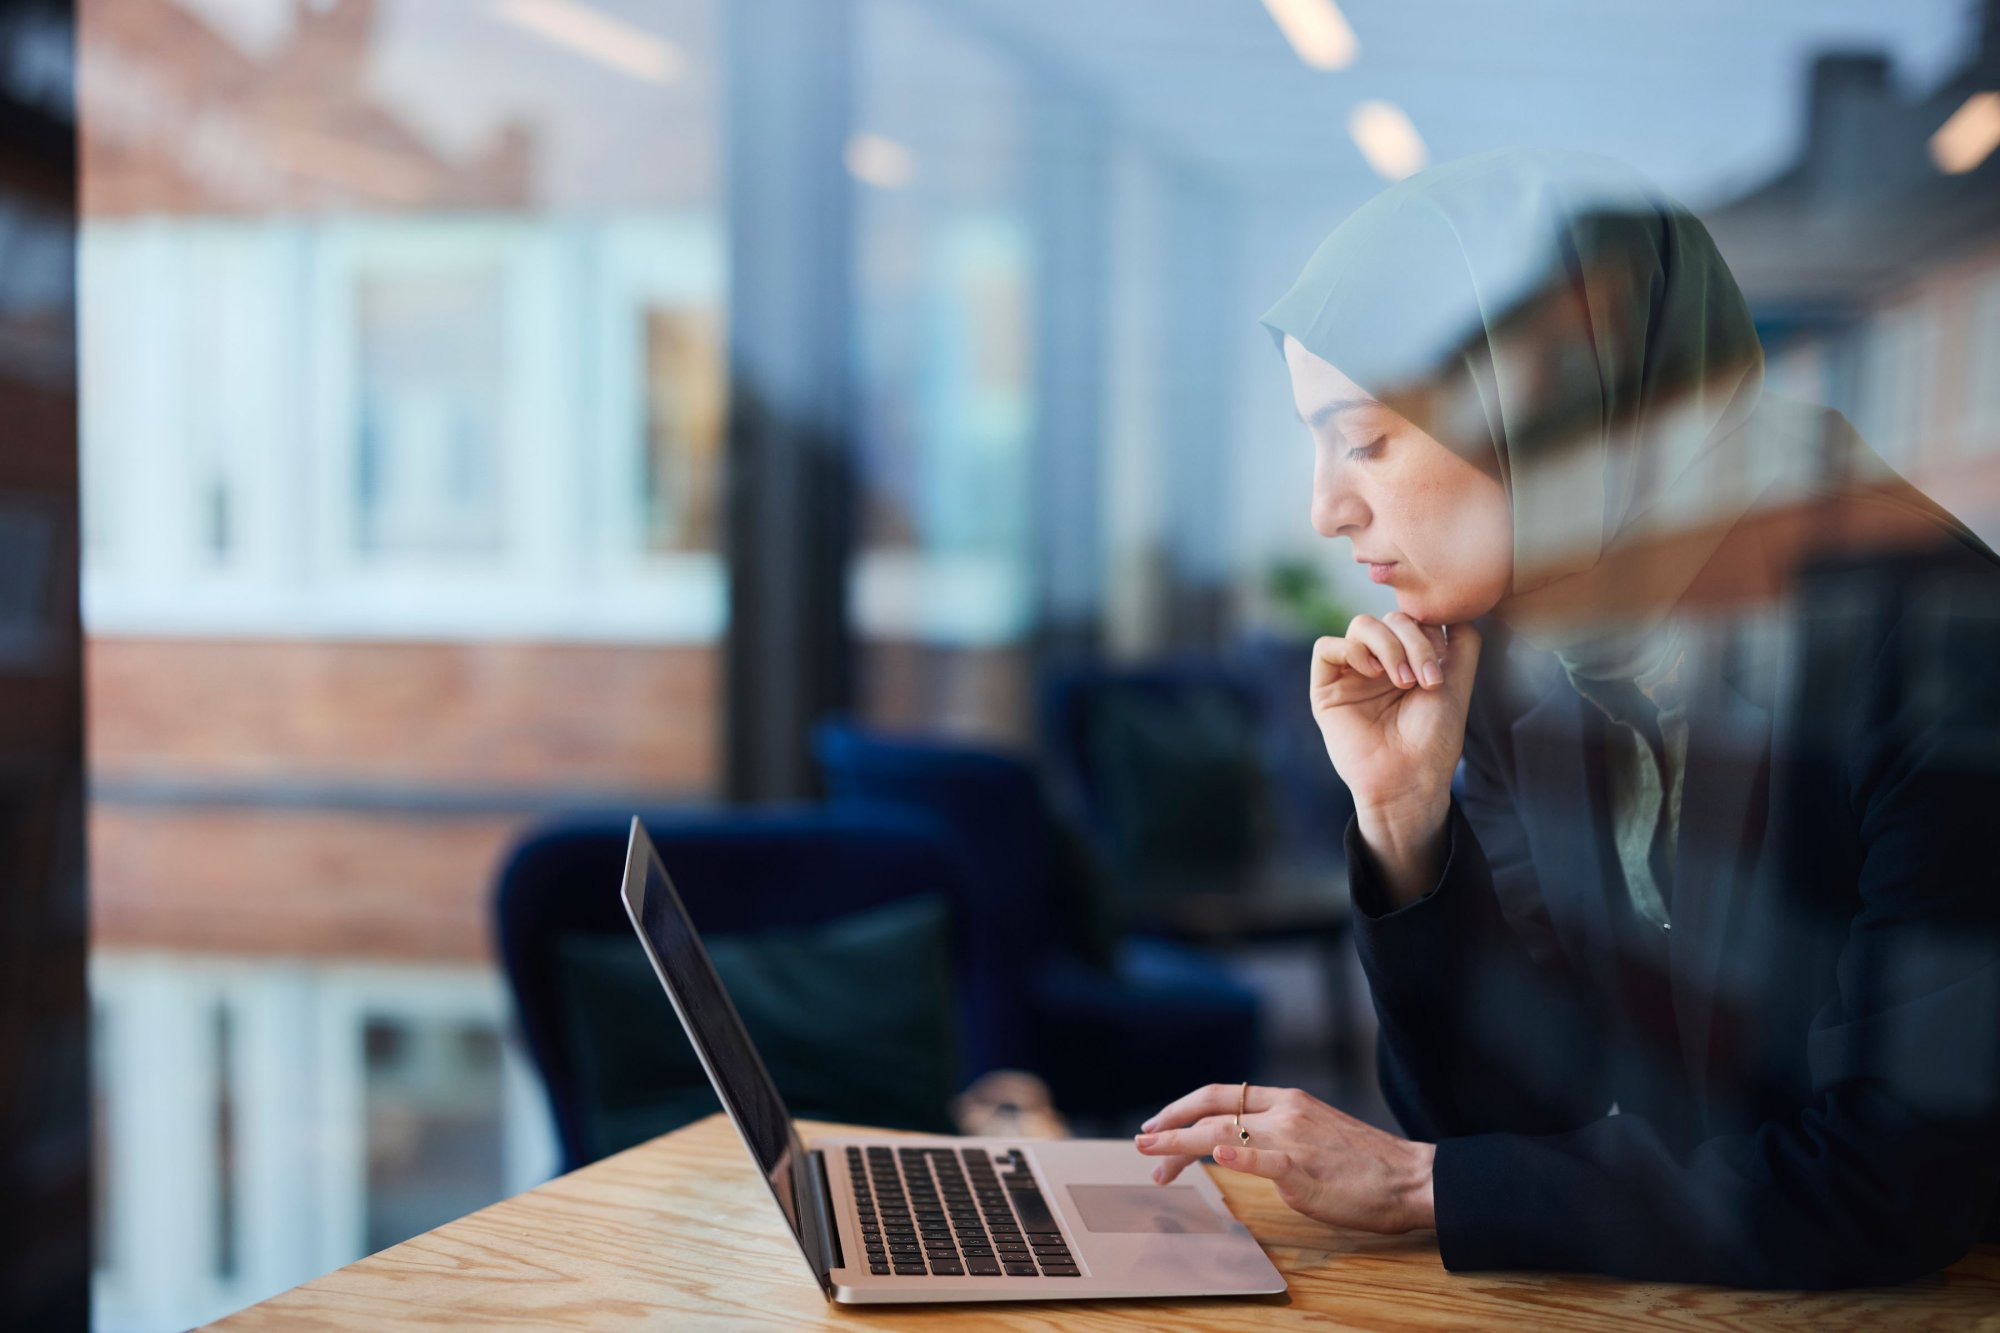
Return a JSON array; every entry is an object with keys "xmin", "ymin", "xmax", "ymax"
[{"xmin": 208, "ymin": 1115, "xmax": 2000, "ymax": 1331}]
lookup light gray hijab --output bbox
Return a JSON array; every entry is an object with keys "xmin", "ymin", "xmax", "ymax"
[{"xmin": 1262, "ymin": 147, "xmax": 1790, "ymax": 683}]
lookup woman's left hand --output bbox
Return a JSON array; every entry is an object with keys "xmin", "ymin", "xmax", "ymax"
[{"xmin": 1134, "ymin": 1083, "xmax": 1436, "ymax": 1234}]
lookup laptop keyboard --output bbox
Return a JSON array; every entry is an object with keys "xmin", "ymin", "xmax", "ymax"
[{"xmin": 845, "ymin": 1145, "xmax": 1080, "ymax": 1278}]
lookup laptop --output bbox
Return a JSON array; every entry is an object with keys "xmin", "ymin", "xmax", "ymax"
[{"xmin": 617, "ymin": 817, "xmax": 1288, "ymax": 1304}]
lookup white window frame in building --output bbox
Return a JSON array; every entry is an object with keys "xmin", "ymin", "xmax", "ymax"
[
  {"xmin": 1857, "ymin": 299, "xmax": 1936, "ymax": 471},
  {"xmin": 80, "ymin": 215, "xmax": 730, "ymax": 644},
  {"xmin": 1960, "ymin": 268, "xmax": 2000, "ymax": 452},
  {"xmin": 90, "ymin": 953, "xmax": 554, "ymax": 1333}
]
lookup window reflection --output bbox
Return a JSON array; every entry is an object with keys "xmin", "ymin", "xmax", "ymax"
[
  {"xmin": 355, "ymin": 266, "xmax": 508, "ymax": 560},
  {"xmin": 67, "ymin": 0, "xmax": 2000, "ymax": 1321},
  {"xmin": 81, "ymin": 2, "xmax": 724, "ymax": 1326}
]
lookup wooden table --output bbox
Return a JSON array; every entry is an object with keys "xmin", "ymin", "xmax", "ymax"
[{"xmin": 212, "ymin": 1114, "xmax": 2000, "ymax": 1330}]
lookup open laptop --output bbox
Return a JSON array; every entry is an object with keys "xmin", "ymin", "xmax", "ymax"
[{"xmin": 617, "ymin": 817, "xmax": 1288, "ymax": 1304}]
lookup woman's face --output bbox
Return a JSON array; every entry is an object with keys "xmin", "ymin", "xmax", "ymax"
[{"xmin": 1285, "ymin": 335, "xmax": 1513, "ymax": 626}]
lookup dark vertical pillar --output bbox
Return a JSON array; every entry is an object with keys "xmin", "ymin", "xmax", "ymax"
[
  {"xmin": 721, "ymin": 0, "xmax": 857, "ymax": 802},
  {"xmin": 1161, "ymin": 168, "xmax": 1240, "ymax": 649},
  {"xmin": 0, "ymin": 0, "xmax": 86, "ymax": 1325},
  {"xmin": 1027, "ymin": 91, "xmax": 1109, "ymax": 666}
]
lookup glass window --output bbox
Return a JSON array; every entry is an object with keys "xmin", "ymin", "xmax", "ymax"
[
  {"xmin": 639, "ymin": 304, "xmax": 725, "ymax": 553},
  {"xmin": 1964, "ymin": 271, "xmax": 2000, "ymax": 447},
  {"xmin": 81, "ymin": 2, "xmax": 725, "ymax": 1326},
  {"xmin": 360, "ymin": 1014, "xmax": 506, "ymax": 1256},
  {"xmin": 850, "ymin": 0, "xmax": 1037, "ymax": 737},
  {"xmin": 354, "ymin": 266, "xmax": 509, "ymax": 561}
]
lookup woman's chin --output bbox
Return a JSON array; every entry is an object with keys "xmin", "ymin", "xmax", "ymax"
[
  {"xmin": 1395, "ymin": 583, "xmax": 1504, "ymax": 628},
  {"xmin": 1393, "ymin": 593, "xmax": 1466, "ymax": 628},
  {"xmin": 1391, "ymin": 592, "xmax": 1436, "ymax": 624}
]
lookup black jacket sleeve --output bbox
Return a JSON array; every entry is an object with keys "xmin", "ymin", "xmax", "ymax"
[
  {"xmin": 1348, "ymin": 804, "xmax": 1611, "ymax": 1140},
  {"xmin": 1348, "ymin": 670, "xmax": 1611, "ymax": 1141}
]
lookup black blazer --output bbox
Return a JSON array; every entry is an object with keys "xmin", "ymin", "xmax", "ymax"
[{"xmin": 1348, "ymin": 528, "xmax": 2000, "ymax": 1287}]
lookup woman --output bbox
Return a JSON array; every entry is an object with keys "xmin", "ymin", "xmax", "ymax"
[{"xmin": 1134, "ymin": 148, "xmax": 2000, "ymax": 1287}]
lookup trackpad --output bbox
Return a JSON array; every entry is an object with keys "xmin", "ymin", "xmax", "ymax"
[{"xmin": 1065, "ymin": 1184, "xmax": 1229, "ymax": 1234}]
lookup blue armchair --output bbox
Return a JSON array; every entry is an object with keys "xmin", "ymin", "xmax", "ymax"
[
  {"xmin": 496, "ymin": 806, "xmax": 969, "ymax": 1173},
  {"xmin": 814, "ymin": 720, "xmax": 1261, "ymax": 1120}
]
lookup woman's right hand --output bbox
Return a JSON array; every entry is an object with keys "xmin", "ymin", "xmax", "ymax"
[{"xmin": 1311, "ymin": 613, "xmax": 1482, "ymax": 906}]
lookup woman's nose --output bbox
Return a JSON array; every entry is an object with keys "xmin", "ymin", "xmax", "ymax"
[{"xmin": 1311, "ymin": 457, "xmax": 1367, "ymax": 538}]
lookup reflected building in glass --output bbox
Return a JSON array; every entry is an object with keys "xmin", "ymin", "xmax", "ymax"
[
  {"xmin": 62, "ymin": 0, "xmax": 2000, "ymax": 1324},
  {"xmin": 79, "ymin": 0, "xmax": 728, "ymax": 1324}
]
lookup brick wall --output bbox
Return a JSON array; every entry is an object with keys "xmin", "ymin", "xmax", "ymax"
[
  {"xmin": 88, "ymin": 638, "xmax": 718, "ymax": 790},
  {"xmin": 90, "ymin": 804, "xmax": 524, "ymax": 962},
  {"xmin": 88, "ymin": 637, "xmax": 719, "ymax": 960}
]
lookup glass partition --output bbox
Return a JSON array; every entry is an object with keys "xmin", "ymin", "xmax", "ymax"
[{"xmin": 80, "ymin": 1, "xmax": 725, "ymax": 1325}]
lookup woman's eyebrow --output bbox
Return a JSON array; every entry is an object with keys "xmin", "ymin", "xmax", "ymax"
[{"xmin": 1296, "ymin": 398, "xmax": 1381, "ymax": 430}]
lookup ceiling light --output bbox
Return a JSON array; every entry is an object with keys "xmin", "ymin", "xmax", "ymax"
[
  {"xmin": 1932, "ymin": 92, "xmax": 2000, "ymax": 174},
  {"xmin": 1349, "ymin": 100, "xmax": 1426, "ymax": 180},
  {"xmin": 845, "ymin": 133, "xmax": 918, "ymax": 190},
  {"xmin": 495, "ymin": 0, "xmax": 685, "ymax": 84},
  {"xmin": 1260, "ymin": 0, "xmax": 1358, "ymax": 71}
]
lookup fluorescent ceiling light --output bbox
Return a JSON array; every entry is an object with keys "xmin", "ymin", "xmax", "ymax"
[
  {"xmin": 1260, "ymin": 0, "xmax": 1358, "ymax": 71},
  {"xmin": 845, "ymin": 133, "xmax": 918, "ymax": 190},
  {"xmin": 1932, "ymin": 92, "xmax": 2000, "ymax": 174},
  {"xmin": 495, "ymin": 0, "xmax": 685, "ymax": 84},
  {"xmin": 1349, "ymin": 100, "xmax": 1426, "ymax": 180}
]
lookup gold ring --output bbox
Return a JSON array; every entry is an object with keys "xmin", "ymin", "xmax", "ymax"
[{"xmin": 1234, "ymin": 1081, "xmax": 1250, "ymax": 1145}]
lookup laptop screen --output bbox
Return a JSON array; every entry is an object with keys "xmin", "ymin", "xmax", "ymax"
[{"xmin": 618, "ymin": 819, "xmax": 813, "ymax": 1254}]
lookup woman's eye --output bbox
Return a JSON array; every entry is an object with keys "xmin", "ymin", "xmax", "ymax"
[{"xmin": 1345, "ymin": 436, "xmax": 1386, "ymax": 462}]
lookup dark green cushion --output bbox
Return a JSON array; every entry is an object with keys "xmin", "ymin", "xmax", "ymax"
[
  {"xmin": 554, "ymin": 894, "xmax": 958, "ymax": 1162},
  {"xmin": 1086, "ymin": 687, "xmax": 1272, "ymax": 887}
]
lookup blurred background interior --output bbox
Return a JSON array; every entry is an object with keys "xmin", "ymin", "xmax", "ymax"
[{"xmin": 58, "ymin": 0, "xmax": 2000, "ymax": 1326}]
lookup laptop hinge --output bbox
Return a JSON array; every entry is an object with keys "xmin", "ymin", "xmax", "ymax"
[{"xmin": 808, "ymin": 1149, "xmax": 844, "ymax": 1274}]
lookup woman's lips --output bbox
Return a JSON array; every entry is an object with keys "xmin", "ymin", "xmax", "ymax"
[{"xmin": 1366, "ymin": 562, "xmax": 1397, "ymax": 584}]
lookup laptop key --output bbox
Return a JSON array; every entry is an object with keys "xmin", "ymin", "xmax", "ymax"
[
  {"xmin": 929, "ymin": 1261, "xmax": 965, "ymax": 1276},
  {"xmin": 967, "ymin": 1257, "xmax": 1002, "ymax": 1276},
  {"xmin": 1039, "ymin": 1265, "xmax": 1081, "ymax": 1277},
  {"xmin": 869, "ymin": 1263, "xmax": 891, "ymax": 1276},
  {"xmin": 1002, "ymin": 1262, "xmax": 1038, "ymax": 1277},
  {"xmin": 1009, "ymin": 1191, "xmax": 1061, "ymax": 1233}
]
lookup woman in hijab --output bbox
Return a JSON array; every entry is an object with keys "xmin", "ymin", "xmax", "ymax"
[{"xmin": 1134, "ymin": 148, "xmax": 2000, "ymax": 1287}]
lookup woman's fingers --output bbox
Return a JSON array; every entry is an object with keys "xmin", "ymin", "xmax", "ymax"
[
  {"xmin": 1136, "ymin": 1113, "xmax": 1237, "ymax": 1186},
  {"xmin": 1346, "ymin": 615, "xmax": 1417, "ymax": 688},
  {"xmin": 1134, "ymin": 1114, "xmax": 1236, "ymax": 1160},
  {"xmin": 1313, "ymin": 615, "xmax": 1467, "ymax": 707},
  {"xmin": 1312, "ymin": 633, "xmax": 1384, "ymax": 684},
  {"xmin": 1382, "ymin": 611, "xmax": 1443, "ymax": 689},
  {"xmin": 1210, "ymin": 1143, "xmax": 1293, "ymax": 1182},
  {"xmin": 1140, "ymin": 1084, "xmax": 1280, "ymax": 1134}
]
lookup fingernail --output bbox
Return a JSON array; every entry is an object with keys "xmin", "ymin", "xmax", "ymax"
[
  {"xmin": 1421, "ymin": 660, "xmax": 1442, "ymax": 688},
  {"xmin": 1141, "ymin": 1117, "xmax": 1158, "ymax": 1132},
  {"xmin": 1135, "ymin": 1133, "xmax": 1157, "ymax": 1148},
  {"xmin": 1151, "ymin": 1166, "xmax": 1163, "ymax": 1183},
  {"xmin": 1395, "ymin": 664, "xmax": 1415, "ymax": 687},
  {"xmin": 1214, "ymin": 1145, "xmax": 1236, "ymax": 1162}
]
